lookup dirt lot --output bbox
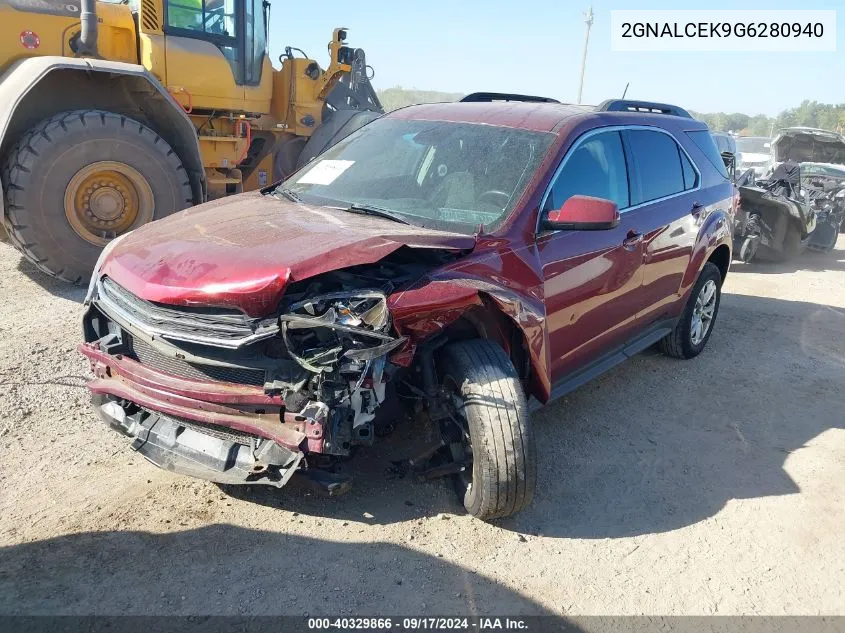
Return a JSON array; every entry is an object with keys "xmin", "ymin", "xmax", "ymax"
[{"xmin": 0, "ymin": 238, "xmax": 843, "ymax": 616}]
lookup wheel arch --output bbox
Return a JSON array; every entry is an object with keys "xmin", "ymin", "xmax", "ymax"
[
  {"xmin": 681, "ymin": 207, "xmax": 734, "ymax": 291},
  {"xmin": 391, "ymin": 275, "xmax": 550, "ymax": 403},
  {"xmin": 0, "ymin": 57, "xmax": 205, "ymax": 211},
  {"xmin": 430, "ymin": 296, "xmax": 546, "ymax": 402},
  {"xmin": 707, "ymin": 243, "xmax": 731, "ymax": 283}
]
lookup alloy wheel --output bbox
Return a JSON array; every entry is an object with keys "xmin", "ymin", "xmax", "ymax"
[{"xmin": 691, "ymin": 279, "xmax": 718, "ymax": 346}]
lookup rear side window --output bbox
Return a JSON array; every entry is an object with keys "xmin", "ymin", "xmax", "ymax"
[
  {"xmin": 680, "ymin": 150, "xmax": 697, "ymax": 190},
  {"xmin": 545, "ymin": 131, "xmax": 629, "ymax": 211},
  {"xmin": 623, "ymin": 130, "xmax": 687, "ymax": 205},
  {"xmin": 687, "ymin": 130, "xmax": 730, "ymax": 179}
]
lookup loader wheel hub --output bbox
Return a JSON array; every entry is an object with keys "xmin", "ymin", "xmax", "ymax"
[{"xmin": 65, "ymin": 162, "xmax": 155, "ymax": 246}]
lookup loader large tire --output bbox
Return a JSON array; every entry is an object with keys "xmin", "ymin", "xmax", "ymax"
[{"xmin": 2, "ymin": 110, "xmax": 193, "ymax": 284}]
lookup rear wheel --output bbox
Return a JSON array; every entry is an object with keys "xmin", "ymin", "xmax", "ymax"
[
  {"xmin": 659, "ymin": 262, "xmax": 722, "ymax": 359},
  {"xmin": 439, "ymin": 339, "xmax": 536, "ymax": 520},
  {"xmin": 2, "ymin": 109, "xmax": 193, "ymax": 284}
]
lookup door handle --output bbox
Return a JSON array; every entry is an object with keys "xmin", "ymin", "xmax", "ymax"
[{"xmin": 622, "ymin": 230, "xmax": 643, "ymax": 251}]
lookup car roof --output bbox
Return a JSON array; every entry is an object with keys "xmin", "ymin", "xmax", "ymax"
[
  {"xmin": 386, "ymin": 101, "xmax": 706, "ymax": 135},
  {"xmin": 387, "ymin": 101, "xmax": 594, "ymax": 133}
]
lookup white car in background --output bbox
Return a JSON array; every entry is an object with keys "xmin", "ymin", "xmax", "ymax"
[{"xmin": 736, "ymin": 136, "xmax": 773, "ymax": 177}]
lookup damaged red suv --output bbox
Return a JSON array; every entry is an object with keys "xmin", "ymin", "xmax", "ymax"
[{"xmin": 80, "ymin": 95, "xmax": 734, "ymax": 520}]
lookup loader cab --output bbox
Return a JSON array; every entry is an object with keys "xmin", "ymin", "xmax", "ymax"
[{"xmin": 153, "ymin": 0, "xmax": 273, "ymax": 111}]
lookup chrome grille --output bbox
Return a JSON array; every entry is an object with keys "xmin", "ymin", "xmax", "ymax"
[{"xmin": 96, "ymin": 277, "xmax": 278, "ymax": 348}]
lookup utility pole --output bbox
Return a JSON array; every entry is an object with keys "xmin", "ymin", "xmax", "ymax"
[{"xmin": 577, "ymin": 6, "xmax": 594, "ymax": 104}]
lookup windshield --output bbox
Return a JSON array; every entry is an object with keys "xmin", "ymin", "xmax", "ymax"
[
  {"xmin": 736, "ymin": 137, "xmax": 771, "ymax": 154},
  {"xmin": 280, "ymin": 118, "xmax": 555, "ymax": 234}
]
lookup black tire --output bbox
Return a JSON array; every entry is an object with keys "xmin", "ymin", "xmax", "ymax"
[
  {"xmin": 2, "ymin": 110, "xmax": 193, "ymax": 284},
  {"xmin": 659, "ymin": 262, "xmax": 723, "ymax": 359},
  {"xmin": 439, "ymin": 339, "xmax": 536, "ymax": 520}
]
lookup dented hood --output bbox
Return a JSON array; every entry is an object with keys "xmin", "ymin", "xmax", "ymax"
[{"xmin": 99, "ymin": 192, "xmax": 476, "ymax": 318}]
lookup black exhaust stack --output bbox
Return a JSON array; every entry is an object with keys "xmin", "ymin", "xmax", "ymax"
[{"xmin": 78, "ymin": 0, "xmax": 98, "ymax": 57}]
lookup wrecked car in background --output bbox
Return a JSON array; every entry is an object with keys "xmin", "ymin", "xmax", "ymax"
[
  {"xmin": 733, "ymin": 127, "xmax": 845, "ymax": 262},
  {"xmin": 801, "ymin": 162, "xmax": 845, "ymax": 237},
  {"xmin": 81, "ymin": 96, "xmax": 734, "ymax": 520}
]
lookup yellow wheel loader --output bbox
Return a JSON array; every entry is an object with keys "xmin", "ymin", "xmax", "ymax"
[{"xmin": 0, "ymin": 0, "xmax": 382, "ymax": 283}]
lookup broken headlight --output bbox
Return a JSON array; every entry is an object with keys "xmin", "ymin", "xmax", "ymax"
[
  {"xmin": 279, "ymin": 291, "xmax": 404, "ymax": 374},
  {"xmin": 277, "ymin": 291, "xmax": 406, "ymax": 447}
]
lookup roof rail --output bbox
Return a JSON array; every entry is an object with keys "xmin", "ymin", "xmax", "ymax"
[
  {"xmin": 460, "ymin": 92, "xmax": 560, "ymax": 104},
  {"xmin": 597, "ymin": 99, "xmax": 693, "ymax": 119}
]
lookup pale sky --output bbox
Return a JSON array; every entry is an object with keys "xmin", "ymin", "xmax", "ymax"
[{"xmin": 268, "ymin": 0, "xmax": 844, "ymax": 116}]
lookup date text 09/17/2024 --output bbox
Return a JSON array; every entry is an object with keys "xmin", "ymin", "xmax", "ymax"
[{"xmin": 306, "ymin": 617, "xmax": 530, "ymax": 630}]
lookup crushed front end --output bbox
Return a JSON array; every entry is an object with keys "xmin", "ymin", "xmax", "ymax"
[
  {"xmin": 802, "ymin": 172, "xmax": 845, "ymax": 252},
  {"xmin": 80, "ymin": 270, "xmax": 408, "ymax": 493}
]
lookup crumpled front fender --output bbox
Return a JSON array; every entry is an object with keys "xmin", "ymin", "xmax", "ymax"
[{"xmin": 387, "ymin": 244, "xmax": 551, "ymax": 402}]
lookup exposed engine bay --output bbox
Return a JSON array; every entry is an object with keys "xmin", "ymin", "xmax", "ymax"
[
  {"xmin": 733, "ymin": 161, "xmax": 845, "ymax": 263},
  {"xmin": 801, "ymin": 172, "xmax": 845, "ymax": 250},
  {"xmin": 80, "ymin": 248, "xmax": 458, "ymax": 493}
]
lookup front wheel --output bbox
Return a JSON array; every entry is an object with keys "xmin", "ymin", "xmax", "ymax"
[
  {"xmin": 659, "ymin": 262, "xmax": 723, "ymax": 359},
  {"xmin": 439, "ymin": 339, "xmax": 536, "ymax": 520}
]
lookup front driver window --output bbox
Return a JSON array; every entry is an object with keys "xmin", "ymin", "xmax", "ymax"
[{"xmin": 545, "ymin": 131, "xmax": 630, "ymax": 212}]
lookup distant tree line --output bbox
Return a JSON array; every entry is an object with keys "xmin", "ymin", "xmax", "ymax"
[
  {"xmin": 376, "ymin": 88, "xmax": 845, "ymax": 138},
  {"xmin": 692, "ymin": 101, "xmax": 845, "ymax": 137}
]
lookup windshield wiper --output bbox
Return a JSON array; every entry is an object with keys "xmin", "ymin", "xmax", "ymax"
[
  {"xmin": 345, "ymin": 203, "xmax": 411, "ymax": 225},
  {"xmin": 274, "ymin": 187, "xmax": 302, "ymax": 203}
]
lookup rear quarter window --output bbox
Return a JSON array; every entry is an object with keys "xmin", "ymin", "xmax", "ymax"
[{"xmin": 687, "ymin": 130, "xmax": 730, "ymax": 180}]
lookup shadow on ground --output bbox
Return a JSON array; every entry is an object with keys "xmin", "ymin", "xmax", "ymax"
[
  {"xmin": 224, "ymin": 292, "xmax": 845, "ymax": 539},
  {"xmin": 14, "ymin": 253, "xmax": 87, "ymax": 303},
  {"xmin": 0, "ymin": 526, "xmax": 555, "ymax": 616},
  {"xmin": 731, "ymin": 241, "xmax": 845, "ymax": 275}
]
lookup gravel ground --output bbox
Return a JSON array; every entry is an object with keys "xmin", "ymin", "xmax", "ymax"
[{"xmin": 0, "ymin": 237, "xmax": 843, "ymax": 616}]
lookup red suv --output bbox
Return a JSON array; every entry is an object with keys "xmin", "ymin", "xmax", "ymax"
[{"xmin": 80, "ymin": 95, "xmax": 734, "ymax": 520}]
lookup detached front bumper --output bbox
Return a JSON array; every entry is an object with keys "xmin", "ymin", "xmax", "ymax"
[
  {"xmin": 80, "ymin": 343, "xmax": 327, "ymax": 487},
  {"xmin": 94, "ymin": 394, "xmax": 303, "ymax": 487}
]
